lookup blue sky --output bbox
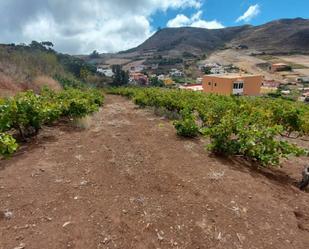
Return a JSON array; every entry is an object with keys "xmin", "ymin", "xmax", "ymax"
[
  {"xmin": 152, "ymin": 0, "xmax": 309, "ymax": 29},
  {"xmin": 0, "ymin": 0, "xmax": 308, "ymax": 53}
]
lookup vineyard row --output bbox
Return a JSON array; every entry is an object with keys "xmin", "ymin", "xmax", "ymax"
[
  {"xmin": 107, "ymin": 87, "xmax": 309, "ymax": 167},
  {"xmin": 0, "ymin": 88, "xmax": 104, "ymax": 157}
]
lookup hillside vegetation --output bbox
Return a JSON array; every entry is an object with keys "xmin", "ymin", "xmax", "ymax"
[{"xmin": 0, "ymin": 42, "xmax": 107, "ymax": 97}]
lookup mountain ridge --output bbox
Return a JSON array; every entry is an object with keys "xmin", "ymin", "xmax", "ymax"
[{"xmin": 124, "ymin": 18, "xmax": 309, "ymax": 56}]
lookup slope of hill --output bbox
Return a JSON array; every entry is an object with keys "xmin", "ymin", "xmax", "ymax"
[
  {"xmin": 229, "ymin": 18, "xmax": 309, "ymax": 53},
  {"xmin": 126, "ymin": 25, "xmax": 251, "ymax": 56},
  {"xmin": 0, "ymin": 43, "xmax": 103, "ymax": 97},
  {"xmin": 126, "ymin": 18, "xmax": 309, "ymax": 56}
]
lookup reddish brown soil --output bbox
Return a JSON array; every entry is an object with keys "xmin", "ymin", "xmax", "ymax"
[{"xmin": 1, "ymin": 95, "xmax": 309, "ymax": 249}]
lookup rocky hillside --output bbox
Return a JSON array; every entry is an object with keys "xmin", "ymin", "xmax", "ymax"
[{"xmin": 127, "ymin": 18, "xmax": 309, "ymax": 56}]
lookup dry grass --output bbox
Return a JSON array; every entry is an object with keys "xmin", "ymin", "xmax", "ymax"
[
  {"xmin": 33, "ymin": 75, "xmax": 62, "ymax": 91},
  {"xmin": 0, "ymin": 72, "xmax": 21, "ymax": 97},
  {"xmin": 72, "ymin": 116, "xmax": 93, "ymax": 129}
]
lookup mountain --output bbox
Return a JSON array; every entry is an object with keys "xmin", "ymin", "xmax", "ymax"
[{"xmin": 127, "ymin": 18, "xmax": 309, "ymax": 56}]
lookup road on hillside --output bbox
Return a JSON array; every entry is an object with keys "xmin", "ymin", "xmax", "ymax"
[{"xmin": 1, "ymin": 95, "xmax": 309, "ymax": 249}]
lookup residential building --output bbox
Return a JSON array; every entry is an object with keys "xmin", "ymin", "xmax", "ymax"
[
  {"xmin": 97, "ymin": 67, "xmax": 114, "ymax": 77},
  {"xmin": 130, "ymin": 65, "xmax": 146, "ymax": 73},
  {"xmin": 297, "ymin": 76, "xmax": 309, "ymax": 83},
  {"xmin": 202, "ymin": 74, "xmax": 263, "ymax": 96},
  {"xmin": 196, "ymin": 78, "xmax": 203, "ymax": 84},
  {"xmin": 270, "ymin": 63, "xmax": 291, "ymax": 73},
  {"xmin": 210, "ymin": 67, "xmax": 225, "ymax": 75},
  {"xmin": 170, "ymin": 69, "xmax": 184, "ymax": 77},
  {"xmin": 262, "ymin": 80, "xmax": 281, "ymax": 88},
  {"xmin": 157, "ymin": 74, "xmax": 165, "ymax": 81},
  {"xmin": 198, "ymin": 63, "xmax": 219, "ymax": 70},
  {"xmin": 129, "ymin": 72, "xmax": 149, "ymax": 85}
]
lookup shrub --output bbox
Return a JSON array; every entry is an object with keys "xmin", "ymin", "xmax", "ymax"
[
  {"xmin": 174, "ymin": 109, "xmax": 199, "ymax": 138},
  {"xmin": 0, "ymin": 133, "xmax": 18, "ymax": 157}
]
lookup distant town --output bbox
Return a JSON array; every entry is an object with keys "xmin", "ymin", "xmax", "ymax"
[{"xmin": 95, "ymin": 54, "xmax": 309, "ymax": 103}]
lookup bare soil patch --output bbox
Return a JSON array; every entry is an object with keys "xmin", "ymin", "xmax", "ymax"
[{"xmin": 1, "ymin": 95, "xmax": 309, "ymax": 249}]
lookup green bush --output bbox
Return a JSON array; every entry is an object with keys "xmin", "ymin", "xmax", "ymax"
[
  {"xmin": 0, "ymin": 133, "xmax": 18, "ymax": 157},
  {"xmin": 0, "ymin": 88, "xmax": 104, "ymax": 157},
  {"xmin": 174, "ymin": 109, "xmax": 199, "ymax": 138}
]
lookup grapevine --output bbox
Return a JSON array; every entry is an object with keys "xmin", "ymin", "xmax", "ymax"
[
  {"xmin": 107, "ymin": 87, "xmax": 308, "ymax": 167},
  {"xmin": 0, "ymin": 88, "xmax": 104, "ymax": 157}
]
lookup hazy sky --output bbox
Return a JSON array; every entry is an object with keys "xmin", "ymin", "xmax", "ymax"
[{"xmin": 0, "ymin": 0, "xmax": 308, "ymax": 54}]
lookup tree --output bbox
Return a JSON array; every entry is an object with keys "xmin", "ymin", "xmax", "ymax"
[
  {"xmin": 112, "ymin": 65, "xmax": 129, "ymax": 86},
  {"xmin": 80, "ymin": 67, "xmax": 89, "ymax": 80},
  {"xmin": 89, "ymin": 50, "xmax": 100, "ymax": 59},
  {"xmin": 150, "ymin": 76, "xmax": 164, "ymax": 87},
  {"xmin": 203, "ymin": 66, "xmax": 212, "ymax": 75},
  {"xmin": 30, "ymin": 41, "xmax": 45, "ymax": 50},
  {"xmin": 41, "ymin": 41, "xmax": 54, "ymax": 48}
]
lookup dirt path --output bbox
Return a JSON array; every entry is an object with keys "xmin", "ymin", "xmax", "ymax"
[{"xmin": 1, "ymin": 95, "xmax": 309, "ymax": 249}]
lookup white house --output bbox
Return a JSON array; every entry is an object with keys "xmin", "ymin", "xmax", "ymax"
[
  {"xmin": 157, "ymin": 74, "xmax": 165, "ymax": 80},
  {"xmin": 130, "ymin": 65, "xmax": 146, "ymax": 73},
  {"xmin": 210, "ymin": 67, "xmax": 225, "ymax": 75},
  {"xmin": 97, "ymin": 68, "xmax": 114, "ymax": 77},
  {"xmin": 170, "ymin": 69, "xmax": 184, "ymax": 77}
]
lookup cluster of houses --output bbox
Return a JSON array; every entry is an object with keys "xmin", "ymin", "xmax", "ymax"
[
  {"xmin": 97, "ymin": 63, "xmax": 186, "ymax": 86},
  {"xmin": 198, "ymin": 63, "xmax": 240, "ymax": 75},
  {"xmin": 96, "ymin": 61, "xmax": 308, "ymax": 102}
]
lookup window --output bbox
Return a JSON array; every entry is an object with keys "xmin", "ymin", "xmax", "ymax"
[
  {"xmin": 208, "ymin": 82, "xmax": 211, "ymax": 85},
  {"xmin": 233, "ymin": 82, "xmax": 244, "ymax": 89},
  {"xmin": 214, "ymin": 83, "xmax": 217, "ymax": 87}
]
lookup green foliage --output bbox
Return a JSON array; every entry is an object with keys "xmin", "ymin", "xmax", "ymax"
[
  {"xmin": 150, "ymin": 76, "xmax": 164, "ymax": 87},
  {"xmin": 107, "ymin": 87, "xmax": 309, "ymax": 167},
  {"xmin": 0, "ymin": 133, "xmax": 18, "ymax": 157},
  {"xmin": 57, "ymin": 53, "xmax": 96, "ymax": 78},
  {"xmin": 203, "ymin": 66, "xmax": 212, "ymax": 75},
  {"xmin": 79, "ymin": 67, "xmax": 90, "ymax": 80},
  {"xmin": 0, "ymin": 88, "xmax": 104, "ymax": 157},
  {"xmin": 54, "ymin": 74, "xmax": 88, "ymax": 89},
  {"xmin": 174, "ymin": 109, "xmax": 199, "ymax": 138},
  {"xmin": 56, "ymin": 88, "xmax": 103, "ymax": 118},
  {"xmin": 204, "ymin": 111, "xmax": 306, "ymax": 166}
]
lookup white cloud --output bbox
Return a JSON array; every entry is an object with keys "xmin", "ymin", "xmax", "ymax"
[
  {"xmin": 236, "ymin": 4, "xmax": 261, "ymax": 23},
  {"xmin": 0, "ymin": 0, "xmax": 203, "ymax": 54},
  {"xmin": 167, "ymin": 11, "xmax": 224, "ymax": 29},
  {"xmin": 191, "ymin": 20, "xmax": 224, "ymax": 29},
  {"xmin": 166, "ymin": 14, "xmax": 191, "ymax": 27}
]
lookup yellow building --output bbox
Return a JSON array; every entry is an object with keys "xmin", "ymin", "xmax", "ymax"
[{"xmin": 202, "ymin": 74, "xmax": 262, "ymax": 96}]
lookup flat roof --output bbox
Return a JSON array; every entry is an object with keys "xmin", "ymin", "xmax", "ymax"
[{"xmin": 204, "ymin": 74, "xmax": 262, "ymax": 79}]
